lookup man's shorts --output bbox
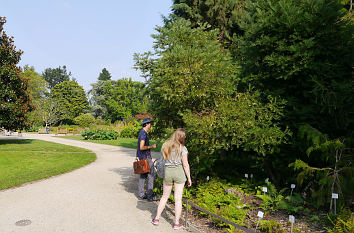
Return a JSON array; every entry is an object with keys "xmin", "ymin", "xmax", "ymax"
[{"xmin": 164, "ymin": 165, "xmax": 187, "ymax": 184}]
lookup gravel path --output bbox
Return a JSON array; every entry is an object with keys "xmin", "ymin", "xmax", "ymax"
[{"xmin": 0, "ymin": 133, "xmax": 187, "ymax": 233}]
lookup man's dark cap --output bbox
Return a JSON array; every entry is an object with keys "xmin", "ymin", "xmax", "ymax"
[{"xmin": 142, "ymin": 118, "xmax": 153, "ymax": 125}]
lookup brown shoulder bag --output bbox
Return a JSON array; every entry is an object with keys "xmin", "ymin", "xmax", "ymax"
[{"xmin": 133, "ymin": 159, "xmax": 150, "ymax": 174}]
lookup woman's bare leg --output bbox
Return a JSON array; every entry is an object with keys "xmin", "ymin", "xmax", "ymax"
[
  {"xmin": 155, "ymin": 182, "xmax": 173, "ymax": 219},
  {"xmin": 174, "ymin": 182, "xmax": 185, "ymax": 224}
]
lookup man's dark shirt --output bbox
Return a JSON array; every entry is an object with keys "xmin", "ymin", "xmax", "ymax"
[{"xmin": 137, "ymin": 128, "xmax": 150, "ymax": 160}]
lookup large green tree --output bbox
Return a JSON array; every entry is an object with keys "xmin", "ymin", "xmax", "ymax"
[
  {"xmin": 23, "ymin": 68, "xmax": 49, "ymax": 126},
  {"xmin": 51, "ymin": 81, "xmax": 88, "ymax": 124},
  {"xmin": 135, "ymin": 18, "xmax": 289, "ymax": 178},
  {"xmin": 42, "ymin": 65, "xmax": 73, "ymax": 89},
  {"xmin": 135, "ymin": 18, "xmax": 237, "ymax": 128},
  {"xmin": 236, "ymin": 0, "xmax": 354, "ymax": 138},
  {"xmin": 0, "ymin": 17, "xmax": 34, "ymax": 130},
  {"xmin": 103, "ymin": 78, "xmax": 147, "ymax": 122}
]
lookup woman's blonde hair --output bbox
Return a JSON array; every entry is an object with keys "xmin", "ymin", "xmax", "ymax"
[{"xmin": 161, "ymin": 128, "xmax": 186, "ymax": 160}]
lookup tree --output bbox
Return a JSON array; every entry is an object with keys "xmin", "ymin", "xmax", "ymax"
[
  {"xmin": 0, "ymin": 17, "xmax": 34, "ymax": 130},
  {"xmin": 171, "ymin": 0, "xmax": 246, "ymax": 46},
  {"xmin": 51, "ymin": 81, "xmax": 88, "ymax": 124},
  {"xmin": 236, "ymin": 0, "xmax": 354, "ymax": 138},
  {"xmin": 134, "ymin": 18, "xmax": 237, "ymax": 128},
  {"xmin": 103, "ymin": 78, "xmax": 147, "ymax": 122},
  {"xmin": 42, "ymin": 65, "xmax": 72, "ymax": 89},
  {"xmin": 98, "ymin": 68, "xmax": 111, "ymax": 81},
  {"xmin": 134, "ymin": 18, "xmax": 289, "ymax": 178},
  {"xmin": 23, "ymin": 68, "xmax": 49, "ymax": 126},
  {"xmin": 88, "ymin": 80, "xmax": 108, "ymax": 119}
]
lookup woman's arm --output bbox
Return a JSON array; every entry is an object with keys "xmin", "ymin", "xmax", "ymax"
[{"xmin": 181, "ymin": 153, "xmax": 192, "ymax": 187}]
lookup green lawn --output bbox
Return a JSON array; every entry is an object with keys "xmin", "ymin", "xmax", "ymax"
[
  {"xmin": 58, "ymin": 135, "xmax": 163, "ymax": 152},
  {"xmin": 0, "ymin": 139, "xmax": 96, "ymax": 190}
]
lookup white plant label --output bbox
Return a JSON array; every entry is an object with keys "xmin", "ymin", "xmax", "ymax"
[
  {"xmin": 262, "ymin": 187, "xmax": 268, "ymax": 193},
  {"xmin": 265, "ymin": 178, "xmax": 269, "ymax": 182},
  {"xmin": 245, "ymin": 174, "xmax": 248, "ymax": 178},
  {"xmin": 289, "ymin": 215, "xmax": 295, "ymax": 223},
  {"xmin": 250, "ymin": 174, "xmax": 254, "ymax": 178},
  {"xmin": 257, "ymin": 211, "xmax": 264, "ymax": 218},
  {"xmin": 291, "ymin": 184, "xmax": 296, "ymax": 189},
  {"xmin": 332, "ymin": 193, "xmax": 339, "ymax": 199},
  {"xmin": 207, "ymin": 176, "xmax": 210, "ymax": 181}
]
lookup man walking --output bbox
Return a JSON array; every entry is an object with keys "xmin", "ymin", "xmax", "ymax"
[{"xmin": 137, "ymin": 118, "xmax": 157, "ymax": 201}]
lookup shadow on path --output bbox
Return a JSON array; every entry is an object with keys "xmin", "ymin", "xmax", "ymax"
[{"xmin": 110, "ymin": 166, "xmax": 174, "ymax": 225}]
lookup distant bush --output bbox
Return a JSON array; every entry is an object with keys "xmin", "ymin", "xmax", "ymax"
[
  {"xmin": 74, "ymin": 113, "xmax": 96, "ymax": 128},
  {"xmin": 81, "ymin": 130, "xmax": 119, "ymax": 140},
  {"xmin": 120, "ymin": 125, "xmax": 140, "ymax": 138}
]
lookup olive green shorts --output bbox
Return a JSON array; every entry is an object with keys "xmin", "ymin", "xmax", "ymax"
[{"xmin": 164, "ymin": 165, "xmax": 187, "ymax": 185}]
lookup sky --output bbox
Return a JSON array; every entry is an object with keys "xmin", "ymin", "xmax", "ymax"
[{"xmin": 2, "ymin": 0, "xmax": 172, "ymax": 91}]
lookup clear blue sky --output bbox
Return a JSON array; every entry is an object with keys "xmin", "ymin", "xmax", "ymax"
[{"xmin": 2, "ymin": 0, "xmax": 172, "ymax": 91}]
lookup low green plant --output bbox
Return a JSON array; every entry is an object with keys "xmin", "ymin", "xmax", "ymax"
[
  {"xmin": 193, "ymin": 180, "xmax": 248, "ymax": 229},
  {"xmin": 326, "ymin": 209, "xmax": 354, "ymax": 233},
  {"xmin": 74, "ymin": 113, "xmax": 96, "ymax": 128},
  {"xmin": 81, "ymin": 130, "xmax": 119, "ymax": 140},
  {"xmin": 278, "ymin": 193, "xmax": 304, "ymax": 214},
  {"xmin": 259, "ymin": 220, "xmax": 285, "ymax": 233},
  {"xmin": 256, "ymin": 183, "xmax": 285, "ymax": 212},
  {"xmin": 119, "ymin": 124, "xmax": 140, "ymax": 138}
]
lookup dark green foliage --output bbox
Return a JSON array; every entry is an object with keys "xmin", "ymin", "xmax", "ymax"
[
  {"xmin": 278, "ymin": 193, "xmax": 305, "ymax": 214},
  {"xmin": 51, "ymin": 81, "xmax": 88, "ymax": 124},
  {"xmin": 0, "ymin": 17, "xmax": 34, "ymax": 130},
  {"xmin": 135, "ymin": 18, "xmax": 237, "ymax": 128},
  {"xmin": 81, "ymin": 130, "xmax": 119, "ymax": 140},
  {"xmin": 171, "ymin": 0, "xmax": 246, "ymax": 46},
  {"xmin": 98, "ymin": 68, "xmax": 111, "ymax": 81},
  {"xmin": 103, "ymin": 78, "xmax": 147, "ymax": 122},
  {"xmin": 42, "ymin": 65, "xmax": 72, "ymax": 89},
  {"xmin": 235, "ymin": 0, "xmax": 354, "ymax": 137}
]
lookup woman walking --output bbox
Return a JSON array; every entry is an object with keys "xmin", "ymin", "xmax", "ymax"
[{"xmin": 152, "ymin": 128, "xmax": 192, "ymax": 230}]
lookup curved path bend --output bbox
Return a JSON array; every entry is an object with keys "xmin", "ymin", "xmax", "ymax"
[{"xmin": 0, "ymin": 133, "xmax": 187, "ymax": 233}]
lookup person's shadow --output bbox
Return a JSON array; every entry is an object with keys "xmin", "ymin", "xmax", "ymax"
[{"xmin": 110, "ymin": 166, "xmax": 175, "ymax": 225}]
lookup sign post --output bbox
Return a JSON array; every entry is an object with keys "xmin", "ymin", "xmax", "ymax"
[
  {"xmin": 289, "ymin": 215, "xmax": 295, "ymax": 233},
  {"xmin": 256, "ymin": 211, "xmax": 264, "ymax": 231},
  {"xmin": 290, "ymin": 184, "xmax": 296, "ymax": 196},
  {"xmin": 262, "ymin": 187, "xmax": 268, "ymax": 196},
  {"xmin": 332, "ymin": 193, "xmax": 339, "ymax": 215}
]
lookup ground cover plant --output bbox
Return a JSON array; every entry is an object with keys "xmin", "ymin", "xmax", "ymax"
[{"xmin": 0, "ymin": 139, "xmax": 96, "ymax": 190}]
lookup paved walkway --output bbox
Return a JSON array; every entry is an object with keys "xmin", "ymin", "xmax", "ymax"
[{"xmin": 0, "ymin": 134, "xmax": 187, "ymax": 233}]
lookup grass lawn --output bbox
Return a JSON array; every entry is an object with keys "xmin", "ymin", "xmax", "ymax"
[
  {"xmin": 57, "ymin": 135, "xmax": 163, "ymax": 152},
  {"xmin": 0, "ymin": 139, "xmax": 96, "ymax": 190}
]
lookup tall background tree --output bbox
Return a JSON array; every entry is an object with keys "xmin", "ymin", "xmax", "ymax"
[
  {"xmin": 98, "ymin": 68, "xmax": 112, "ymax": 81},
  {"xmin": 103, "ymin": 78, "xmax": 147, "ymax": 123},
  {"xmin": 42, "ymin": 65, "xmax": 73, "ymax": 89},
  {"xmin": 0, "ymin": 17, "xmax": 33, "ymax": 130},
  {"xmin": 23, "ymin": 67, "xmax": 49, "ymax": 127},
  {"xmin": 51, "ymin": 80, "xmax": 88, "ymax": 124}
]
